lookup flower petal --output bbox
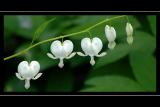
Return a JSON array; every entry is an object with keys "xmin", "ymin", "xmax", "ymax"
[
  {"xmin": 90, "ymin": 56, "xmax": 95, "ymax": 66},
  {"xmin": 30, "ymin": 61, "xmax": 40, "ymax": 77},
  {"xmin": 63, "ymin": 40, "xmax": 74, "ymax": 57},
  {"xmin": 108, "ymin": 41, "xmax": 116, "ymax": 50},
  {"xmin": 92, "ymin": 37, "xmax": 103, "ymax": 55},
  {"xmin": 32, "ymin": 73, "xmax": 42, "ymax": 80},
  {"xmin": 24, "ymin": 79, "xmax": 30, "ymax": 89},
  {"xmin": 127, "ymin": 36, "xmax": 133, "ymax": 44},
  {"xmin": 96, "ymin": 52, "xmax": 107, "ymax": 57},
  {"xmin": 105, "ymin": 25, "xmax": 110, "ymax": 36},
  {"xmin": 81, "ymin": 38, "xmax": 94, "ymax": 56},
  {"xmin": 18, "ymin": 61, "xmax": 32, "ymax": 79},
  {"xmin": 58, "ymin": 58, "xmax": 64, "ymax": 68},
  {"xmin": 105, "ymin": 25, "xmax": 116, "ymax": 42},
  {"xmin": 126, "ymin": 22, "xmax": 133, "ymax": 37},
  {"xmin": 15, "ymin": 73, "xmax": 24, "ymax": 80},
  {"xmin": 111, "ymin": 27, "xmax": 116, "ymax": 39},
  {"xmin": 66, "ymin": 52, "xmax": 76, "ymax": 59},
  {"xmin": 77, "ymin": 52, "xmax": 87, "ymax": 56},
  {"xmin": 51, "ymin": 40, "xmax": 64, "ymax": 58},
  {"xmin": 47, "ymin": 53, "xmax": 57, "ymax": 59}
]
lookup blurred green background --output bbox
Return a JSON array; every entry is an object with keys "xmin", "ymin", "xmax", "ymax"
[{"xmin": 4, "ymin": 15, "xmax": 156, "ymax": 92}]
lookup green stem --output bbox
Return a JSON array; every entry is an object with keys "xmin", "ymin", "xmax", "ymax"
[
  {"xmin": 4, "ymin": 15, "xmax": 127, "ymax": 61},
  {"xmin": 86, "ymin": 15, "xmax": 126, "ymax": 31},
  {"xmin": 88, "ymin": 30, "xmax": 92, "ymax": 38}
]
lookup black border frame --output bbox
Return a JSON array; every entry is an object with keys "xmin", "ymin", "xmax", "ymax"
[{"xmin": 1, "ymin": 11, "xmax": 159, "ymax": 96}]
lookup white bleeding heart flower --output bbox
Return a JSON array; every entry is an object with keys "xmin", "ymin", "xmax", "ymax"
[
  {"xmin": 126, "ymin": 22, "xmax": 133, "ymax": 44},
  {"xmin": 105, "ymin": 25, "xmax": 116, "ymax": 50},
  {"xmin": 126, "ymin": 22, "xmax": 133, "ymax": 37},
  {"xmin": 47, "ymin": 40, "xmax": 76, "ymax": 68},
  {"xmin": 15, "ymin": 61, "xmax": 42, "ymax": 89},
  {"xmin": 77, "ymin": 37, "xmax": 107, "ymax": 66}
]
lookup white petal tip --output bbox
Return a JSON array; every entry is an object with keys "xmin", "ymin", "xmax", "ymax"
[
  {"xmin": 33, "ymin": 73, "xmax": 42, "ymax": 80},
  {"xmin": 101, "ymin": 52, "xmax": 107, "ymax": 56},
  {"xmin": 127, "ymin": 36, "xmax": 133, "ymax": 45},
  {"xmin": 77, "ymin": 52, "xmax": 86, "ymax": 57},
  {"xmin": 96, "ymin": 52, "xmax": 107, "ymax": 57},
  {"xmin": 25, "ymin": 85, "xmax": 30, "ymax": 89},
  {"xmin": 108, "ymin": 42, "xmax": 116, "ymax": 50},
  {"xmin": 66, "ymin": 52, "xmax": 76, "ymax": 59},
  {"xmin": 90, "ymin": 60, "xmax": 95, "ymax": 66},
  {"xmin": 15, "ymin": 73, "xmax": 24, "ymax": 80},
  {"xmin": 90, "ymin": 56, "xmax": 95, "ymax": 66},
  {"xmin": 58, "ymin": 58, "xmax": 64, "ymax": 68},
  {"xmin": 58, "ymin": 64, "xmax": 64, "ymax": 68},
  {"xmin": 47, "ymin": 53, "xmax": 56, "ymax": 59},
  {"xmin": 24, "ymin": 80, "xmax": 30, "ymax": 89},
  {"xmin": 58, "ymin": 62, "xmax": 64, "ymax": 68}
]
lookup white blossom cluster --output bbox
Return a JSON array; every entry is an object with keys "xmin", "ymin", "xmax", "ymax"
[{"xmin": 15, "ymin": 22, "xmax": 133, "ymax": 89}]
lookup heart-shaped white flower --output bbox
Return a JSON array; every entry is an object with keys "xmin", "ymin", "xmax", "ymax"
[
  {"xmin": 47, "ymin": 40, "xmax": 76, "ymax": 68},
  {"xmin": 126, "ymin": 22, "xmax": 133, "ymax": 44},
  {"xmin": 15, "ymin": 61, "xmax": 42, "ymax": 89},
  {"xmin": 105, "ymin": 25, "xmax": 116, "ymax": 50},
  {"xmin": 77, "ymin": 37, "xmax": 107, "ymax": 65}
]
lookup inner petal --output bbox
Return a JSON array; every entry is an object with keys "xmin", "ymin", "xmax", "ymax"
[
  {"xmin": 30, "ymin": 61, "xmax": 40, "ymax": 77},
  {"xmin": 18, "ymin": 61, "xmax": 32, "ymax": 79},
  {"xmin": 63, "ymin": 40, "xmax": 73, "ymax": 57},
  {"xmin": 51, "ymin": 41, "xmax": 64, "ymax": 58},
  {"xmin": 81, "ymin": 38, "xmax": 94, "ymax": 55},
  {"xmin": 92, "ymin": 37, "xmax": 103, "ymax": 55}
]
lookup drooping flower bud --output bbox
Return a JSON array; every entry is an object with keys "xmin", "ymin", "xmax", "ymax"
[
  {"xmin": 105, "ymin": 25, "xmax": 116, "ymax": 50},
  {"xmin": 126, "ymin": 22, "xmax": 133, "ymax": 44}
]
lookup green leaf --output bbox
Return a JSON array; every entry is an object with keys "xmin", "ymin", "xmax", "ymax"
[
  {"xmin": 80, "ymin": 75, "xmax": 143, "ymax": 92},
  {"xmin": 94, "ymin": 30, "xmax": 156, "ymax": 70},
  {"xmin": 129, "ymin": 30, "xmax": 156, "ymax": 92},
  {"xmin": 31, "ymin": 17, "xmax": 56, "ymax": 44},
  {"xmin": 130, "ymin": 31, "xmax": 156, "ymax": 54},
  {"xmin": 93, "ymin": 43, "xmax": 131, "ymax": 70},
  {"xmin": 129, "ymin": 54, "xmax": 156, "ymax": 92},
  {"xmin": 147, "ymin": 15, "xmax": 156, "ymax": 36},
  {"xmin": 87, "ymin": 56, "xmax": 134, "ymax": 79},
  {"xmin": 82, "ymin": 29, "xmax": 156, "ymax": 92}
]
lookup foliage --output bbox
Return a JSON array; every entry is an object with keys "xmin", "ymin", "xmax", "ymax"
[{"xmin": 4, "ymin": 15, "xmax": 156, "ymax": 92}]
